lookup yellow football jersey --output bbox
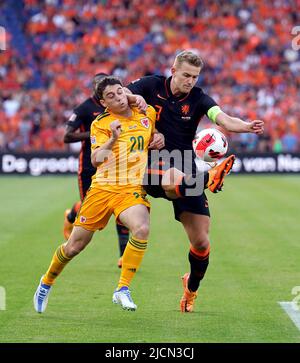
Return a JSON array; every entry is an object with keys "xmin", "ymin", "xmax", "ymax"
[{"xmin": 90, "ymin": 105, "xmax": 156, "ymax": 193}]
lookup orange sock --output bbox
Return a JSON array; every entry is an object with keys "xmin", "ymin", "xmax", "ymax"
[
  {"xmin": 117, "ymin": 236, "xmax": 147, "ymax": 289},
  {"xmin": 42, "ymin": 244, "xmax": 72, "ymax": 286}
]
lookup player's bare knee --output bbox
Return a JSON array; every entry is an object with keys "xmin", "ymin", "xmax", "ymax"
[
  {"xmin": 64, "ymin": 243, "xmax": 81, "ymax": 258},
  {"xmin": 165, "ymin": 190, "xmax": 178, "ymax": 199},
  {"xmin": 131, "ymin": 223, "xmax": 149, "ymax": 240},
  {"xmin": 161, "ymin": 183, "xmax": 174, "ymax": 193},
  {"xmin": 162, "ymin": 168, "xmax": 184, "ymax": 190},
  {"xmin": 161, "ymin": 174, "xmax": 173, "ymax": 192},
  {"xmin": 191, "ymin": 236, "xmax": 210, "ymax": 251}
]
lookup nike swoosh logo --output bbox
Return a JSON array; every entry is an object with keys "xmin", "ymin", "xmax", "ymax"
[
  {"xmin": 93, "ymin": 112, "xmax": 101, "ymax": 116},
  {"xmin": 157, "ymin": 94, "xmax": 167, "ymax": 100}
]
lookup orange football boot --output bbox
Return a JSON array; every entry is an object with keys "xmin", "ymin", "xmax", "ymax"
[
  {"xmin": 207, "ymin": 154, "xmax": 235, "ymax": 193},
  {"xmin": 180, "ymin": 273, "xmax": 198, "ymax": 313},
  {"xmin": 63, "ymin": 209, "xmax": 73, "ymax": 240}
]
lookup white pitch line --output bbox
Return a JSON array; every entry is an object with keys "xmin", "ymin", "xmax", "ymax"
[{"xmin": 278, "ymin": 302, "xmax": 300, "ymax": 331}]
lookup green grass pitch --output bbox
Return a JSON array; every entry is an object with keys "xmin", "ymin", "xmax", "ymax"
[{"xmin": 0, "ymin": 175, "xmax": 299, "ymax": 343}]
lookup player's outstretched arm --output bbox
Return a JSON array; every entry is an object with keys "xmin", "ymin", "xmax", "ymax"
[{"xmin": 216, "ymin": 112, "xmax": 264, "ymax": 135}]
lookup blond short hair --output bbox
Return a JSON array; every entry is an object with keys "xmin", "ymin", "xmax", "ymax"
[{"xmin": 174, "ymin": 50, "xmax": 204, "ymax": 69}]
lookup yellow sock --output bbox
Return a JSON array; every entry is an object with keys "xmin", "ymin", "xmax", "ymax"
[
  {"xmin": 42, "ymin": 244, "xmax": 72, "ymax": 286},
  {"xmin": 117, "ymin": 236, "xmax": 148, "ymax": 289}
]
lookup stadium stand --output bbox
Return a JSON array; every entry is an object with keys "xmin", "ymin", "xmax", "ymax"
[{"xmin": 0, "ymin": 0, "xmax": 299, "ymax": 152}]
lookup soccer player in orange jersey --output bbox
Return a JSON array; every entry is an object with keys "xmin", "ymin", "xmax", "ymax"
[{"xmin": 33, "ymin": 76, "xmax": 164, "ymax": 312}]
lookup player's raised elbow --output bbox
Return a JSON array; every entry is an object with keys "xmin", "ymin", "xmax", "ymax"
[
  {"xmin": 63, "ymin": 132, "xmax": 72, "ymax": 143},
  {"xmin": 64, "ymin": 126, "xmax": 78, "ymax": 143}
]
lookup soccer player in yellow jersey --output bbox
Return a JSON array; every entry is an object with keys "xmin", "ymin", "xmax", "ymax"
[{"xmin": 33, "ymin": 76, "xmax": 164, "ymax": 312}]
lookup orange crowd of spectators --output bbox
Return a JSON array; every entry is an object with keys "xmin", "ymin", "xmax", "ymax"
[{"xmin": 0, "ymin": 0, "xmax": 299, "ymax": 152}]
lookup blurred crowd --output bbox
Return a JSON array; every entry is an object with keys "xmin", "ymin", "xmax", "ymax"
[{"xmin": 0, "ymin": 0, "xmax": 299, "ymax": 153}]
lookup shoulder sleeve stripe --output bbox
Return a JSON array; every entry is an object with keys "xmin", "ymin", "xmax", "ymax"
[{"xmin": 95, "ymin": 111, "xmax": 110, "ymax": 121}]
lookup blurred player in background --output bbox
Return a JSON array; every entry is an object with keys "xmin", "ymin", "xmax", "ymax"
[
  {"xmin": 127, "ymin": 50, "xmax": 264, "ymax": 313},
  {"xmin": 63, "ymin": 73, "xmax": 130, "ymax": 268},
  {"xmin": 34, "ymin": 76, "xmax": 164, "ymax": 313}
]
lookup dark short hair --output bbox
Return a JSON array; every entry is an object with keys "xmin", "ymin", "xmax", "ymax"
[
  {"xmin": 95, "ymin": 76, "xmax": 123, "ymax": 99},
  {"xmin": 92, "ymin": 72, "xmax": 108, "ymax": 92}
]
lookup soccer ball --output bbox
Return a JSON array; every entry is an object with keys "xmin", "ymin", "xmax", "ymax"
[{"xmin": 192, "ymin": 128, "xmax": 228, "ymax": 162}]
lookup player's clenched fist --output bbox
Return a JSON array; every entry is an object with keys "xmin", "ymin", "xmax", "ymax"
[{"xmin": 110, "ymin": 120, "xmax": 122, "ymax": 140}]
